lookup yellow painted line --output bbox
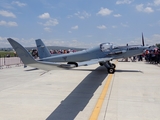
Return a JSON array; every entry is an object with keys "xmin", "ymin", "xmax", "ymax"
[
  {"xmin": 89, "ymin": 61, "xmax": 117, "ymax": 120},
  {"xmin": 89, "ymin": 74, "xmax": 113, "ymax": 120}
]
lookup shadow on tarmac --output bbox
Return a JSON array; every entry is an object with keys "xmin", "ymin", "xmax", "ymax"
[
  {"xmin": 25, "ymin": 68, "xmax": 39, "ymax": 71},
  {"xmin": 46, "ymin": 66, "xmax": 108, "ymax": 120},
  {"xmin": 116, "ymin": 69, "xmax": 143, "ymax": 73}
]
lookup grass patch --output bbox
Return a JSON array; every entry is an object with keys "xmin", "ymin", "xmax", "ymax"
[{"xmin": 0, "ymin": 51, "xmax": 15, "ymax": 57}]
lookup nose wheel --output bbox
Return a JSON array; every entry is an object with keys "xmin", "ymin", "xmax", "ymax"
[{"xmin": 108, "ymin": 68, "xmax": 115, "ymax": 74}]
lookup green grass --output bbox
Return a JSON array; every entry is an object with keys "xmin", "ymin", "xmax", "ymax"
[{"xmin": 0, "ymin": 51, "xmax": 15, "ymax": 57}]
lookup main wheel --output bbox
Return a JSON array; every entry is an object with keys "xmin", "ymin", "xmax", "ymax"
[
  {"xmin": 111, "ymin": 63, "xmax": 116, "ymax": 68},
  {"xmin": 67, "ymin": 62, "xmax": 78, "ymax": 67},
  {"xmin": 99, "ymin": 62, "xmax": 103, "ymax": 66},
  {"xmin": 108, "ymin": 68, "xmax": 115, "ymax": 74}
]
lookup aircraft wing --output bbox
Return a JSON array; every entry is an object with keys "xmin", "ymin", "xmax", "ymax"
[
  {"xmin": 77, "ymin": 57, "xmax": 113, "ymax": 66},
  {"xmin": 27, "ymin": 61, "xmax": 76, "ymax": 71},
  {"xmin": 35, "ymin": 57, "xmax": 113, "ymax": 70}
]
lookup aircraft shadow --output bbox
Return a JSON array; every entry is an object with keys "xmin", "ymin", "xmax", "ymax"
[
  {"xmin": 46, "ymin": 66, "xmax": 108, "ymax": 120},
  {"xmin": 25, "ymin": 68, "xmax": 39, "ymax": 71},
  {"xmin": 116, "ymin": 69, "xmax": 143, "ymax": 73}
]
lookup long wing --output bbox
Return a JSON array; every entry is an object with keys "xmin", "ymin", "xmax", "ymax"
[{"xmin": 7, "ymin": 38, "xmax": 75, "ymax": 71}]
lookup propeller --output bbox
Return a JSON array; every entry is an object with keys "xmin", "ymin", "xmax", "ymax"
[{"xmin": 142, "ymin": 32, "xmax": 145, "ymax": 46}]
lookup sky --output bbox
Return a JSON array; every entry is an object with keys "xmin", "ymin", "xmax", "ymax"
[{"xmin": 0, "ymin": 0, "xmax": 160, "ymax": 48}]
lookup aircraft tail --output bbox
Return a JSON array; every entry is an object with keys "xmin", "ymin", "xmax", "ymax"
[
  {"xmin": 35, "ymin": 39, "xmax": 51, "ymax": 59},
  {"xmin": 7, "ymin": 38, "xmax": 36, "ymax": 65},
  {"xmin": 7, "ymin": 38, "xmax": 74, "ymax": 71}
]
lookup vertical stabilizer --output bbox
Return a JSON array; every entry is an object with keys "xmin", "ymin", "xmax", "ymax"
[
  {"xmin": 35, "ymin": 39, "xmax": 51, "ymax": 59},
  {"xmin": 7, "ymin": 38, "xmax": 36, "ymax": 65}
]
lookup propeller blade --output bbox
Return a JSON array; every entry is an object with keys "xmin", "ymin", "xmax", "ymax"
[{"xmin": 142, "ymin": 33, "xmax": 145, "ymax": 46}]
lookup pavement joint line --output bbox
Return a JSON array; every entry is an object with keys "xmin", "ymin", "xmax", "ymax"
[{"xmin": 89, "ymin": 61, "xmax": 117, "ymax": 120}]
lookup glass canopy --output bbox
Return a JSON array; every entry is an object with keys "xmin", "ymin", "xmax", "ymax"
[{"xmin": 100, "ymin": 43, "xmax": 113, "ymax": 52}]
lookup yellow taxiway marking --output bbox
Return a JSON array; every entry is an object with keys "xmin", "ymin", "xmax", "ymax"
[
  {"xmin": 89, "ymin": 61, "xmax": 118, "ymax": 120},
  {"xmin": 89, "ymin": 74, "xmax": 113, "ymax": 120}
]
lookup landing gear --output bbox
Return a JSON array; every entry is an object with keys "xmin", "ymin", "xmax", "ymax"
[
  {"xmin": 67, "ymin": 62, "xmax": 78, "ymax": 67},
  {"xmin": 111, "ymin": 63, "xmax": 116, "ymax": 69},
  {"xmin": 100, "ymin": 61, "xmax": 116, "ymax": 74},
  {"xmin": 99, "ymin": 62, "xmax": 103, "ymax": 66}
]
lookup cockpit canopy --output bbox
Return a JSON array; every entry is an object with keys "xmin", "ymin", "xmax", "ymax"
[{"xmin": 100, "ymin": 43, "xmax": 113, "ymax": 52}]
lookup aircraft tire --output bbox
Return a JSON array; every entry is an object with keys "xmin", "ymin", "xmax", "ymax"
[
  {"xmin": 108, "ymin": 68, "xmax": 115, "ymax": 74},
  {"xmin": 99, "ymin": 62, "xmax": 103, "ymax": 66},
  {"xmin": 67, "ymin": 62, "xmax": 78, "ymax": 67},
  {"xmin": 111, "ymin": 63, "xmax": 116, "ymax": 68}
]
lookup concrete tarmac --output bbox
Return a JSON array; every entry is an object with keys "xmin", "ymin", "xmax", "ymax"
[{"xmin": 0, "ymin": 61, "xmax": 160, "ymax": 120}]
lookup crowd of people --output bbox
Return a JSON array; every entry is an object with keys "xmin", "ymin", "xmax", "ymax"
[
  {"xmin": 131, "ymin": 48, "xmax": 160, "ymax": 64},
  {"xmin": 144, "ymin": 49, "xmax": 160, "ymax": 64},
  {"xmin": 49, "ymin": 49, "xmax": 77, "ymax": 54}
]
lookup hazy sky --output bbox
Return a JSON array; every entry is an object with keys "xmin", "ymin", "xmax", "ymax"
[{"xmin": 0, "ymin": 0, "xmax": 160, "ymax": 48}]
